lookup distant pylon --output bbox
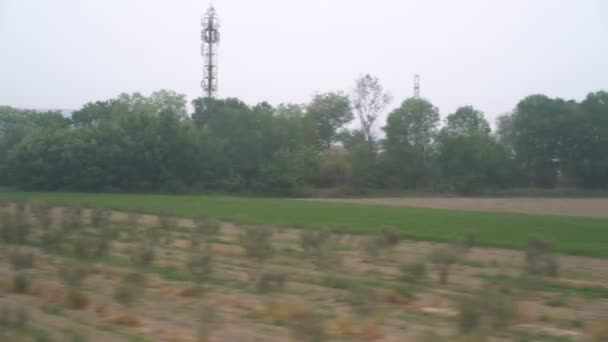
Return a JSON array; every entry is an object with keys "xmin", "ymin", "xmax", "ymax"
[
  {"xmin": 413, "ymin": 74, "xmax": 420, "ymax": 98},
  {"xmin": 201, "ymin": 5, "xmax": 220, "ymax": 98}
]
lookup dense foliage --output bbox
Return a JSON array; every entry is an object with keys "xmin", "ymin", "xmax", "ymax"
[{"xmin": 1, "ymin": 79, "xmax": 607, "ymax": 194}]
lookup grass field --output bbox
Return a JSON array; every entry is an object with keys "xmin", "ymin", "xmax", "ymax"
[{"xmin": 1, "ymin": 192, "xmax": 607, "ymax": 257}]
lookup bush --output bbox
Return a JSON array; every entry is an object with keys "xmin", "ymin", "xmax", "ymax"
[
  {"xmin": 197, "ymin": 305, "xmax": 221, "ymax": 342},
  {"xmin": 65, "ymin": 288, "xmax": 89, "ymax": 310},
  {"xmin": 400, "ymin": 259, "xmax": 427, "ymax": 283},
  {"xmin": 0, "ymin": 207, "xmax": 30, "ymax": 244},
  {"xmin": 191, "ymin": 217, "xmax": 220, "ymax": 249},
  {"xmin": 8, "ymin": 248, "xmax": 35, "ymax": 270},
  {"xmin": 58, "ymin": 262, "xmax": 89, "ymax": 287},
  {"xmin": 72, "ymin": 236, "xmax": 110, "ymax": 259},
  {"xmin": 31, "ymin": 203, "xmax": 53, "ymax": 230},
  {"xmin": 524, "ymin": 238, "xmax": 559, "ymax": 277},
  {"xmin": 429, "ymin": 245, "xmax": 464, "ymax": 284},
  {"xmin": 113, "ymin": 285, "xmax": 138, "ymax": 308},
  {"xmin": 40, "ymin": 227, "xmax": 65, "ymax": 251},
  {"xmin": 458, "ymin": 285, "xmax": 515, "ymax": 333},
  {"xmin": 242, "ymin": 227, "xmax": 274, "ymax": 264},
  {"xmin": 89, "ymin": 208, "xmax": 111, "ymax": 228},
  {"xmin": 187, "ymin": 252, "xmax": 213, "ymax": 287},
  {"xmin": 286, "ymin": 304, "xmax": 327, "ymax": 342},
  {"xmin": 346, "ymin": 285, "xmax": 377, "ymax": 317},
  {"xmin": 380, "ymin": 227, "xmax": 401, "ymax": 246},
  {"xmin": 129, "ymin": 242, "xmax": 155, "ymax": 269},
  {"xmin": 12, "ymin": 272, "xmax": 30, "ymax": 294},
  {"xmin": 255, "ymin": 272, "xmax": 288, "ymax": 294},
  {"xmin": 62, "ymin": 207, "xmax": 82, "ymax": 232},
  {"xmin": 0, "ymin": 305, "xmax": 28, "ymax": 328},
  {"xmin": 464, "ymin": 231, "xmax": 477, "ymax": 250}
]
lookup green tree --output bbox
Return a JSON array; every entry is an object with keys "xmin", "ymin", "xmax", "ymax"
[
  {"xmin": 382, "ymin": 98, "xmax": 440, "ymax": 188},
  {"xmin": 437, "ymin": 106, "xmax": 505, "ymax": 194},
  {"xmin": 306, "ymin": 92, "xmax": 353, "ymax": 150},
  {"xmin": 508, "ymin": 95, "xmax": 578, "ymax": 188}
]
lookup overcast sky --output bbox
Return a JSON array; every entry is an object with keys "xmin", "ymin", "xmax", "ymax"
[{"xmin": 1, "ymin": 0, "xmax": 607, "ymax": 125}]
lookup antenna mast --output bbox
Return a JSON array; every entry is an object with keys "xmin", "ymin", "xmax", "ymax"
[
  {"xmin": 201, "ymin": 5, "xmax": 220, "ymax": 98},
  {"xmin": 413, "ymin": 74, "xmax": 420, "ymax": 98}
]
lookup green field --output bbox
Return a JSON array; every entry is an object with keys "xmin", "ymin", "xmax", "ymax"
[{"xmin": 1, "ymin": 192, "xmax": 607, "ymax": 257}]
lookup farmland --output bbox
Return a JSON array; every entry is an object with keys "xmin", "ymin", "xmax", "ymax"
[
  {"xmin": 0, "ymin": 192, "xmax": 607, "ymax": 257},
  {"xmin": 0, "ymin": 198, "xmax": 607, "ymax": 341}
]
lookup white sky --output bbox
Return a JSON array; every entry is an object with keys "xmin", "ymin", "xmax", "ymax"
[{"xmin": 1, "ymin": 0, "xmax": 607, "ymax": 125}]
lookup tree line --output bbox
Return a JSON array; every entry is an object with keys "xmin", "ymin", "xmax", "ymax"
[{"xmin": 1, "ymin": 77, "xmax": 606, "ymax": 195}]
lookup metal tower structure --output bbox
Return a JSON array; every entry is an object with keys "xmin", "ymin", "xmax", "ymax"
[
  {"xmin": 413, "ymin": 74, "xmax": 420, "ymax": 98},
  {"xmin": 201, "ymin": 5, "xmax": 220, "ymax": 98}
]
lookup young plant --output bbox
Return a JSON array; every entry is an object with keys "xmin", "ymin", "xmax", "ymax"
[
  {"xmin": 429, "ymin": 245, "xmax": 464, "ymax": 284},
  {"xmin": 524, "ymin": 238, "xmax": 559, "ymax": 277},
  {"xmin": 242, "ymin": 227, "xmax": 274, "ymax": 266},
  {"xmin": 31, "ymin": 203, "xmax": 53, "ymax": 231},
  {"xmin": 62, "ymin": 206, "xmax": 83, "ymax": 232},
  {"xmin": 255, "ymin": 272, "xmax": 288, "ymax": 294},
  {"xmin": 58, "ymin": 262, "xmax": 89, "ymax": 287},
  {"xmin": 346, "ymin": 285, "xmax": 377, "ymax": 318},
  {"xmin": 113, "ymin": 272, "xmax": 146, "ymax": 308},
  {"xmin": 89, "ymin": 208, "xmax": 111, "ymax": 228},
  {"xmin": 301, "ymin": 229, "xmax": 343, "ymax": 272},
  {"xmin": 129, "ymin": 242, "xmax": 156, "ymax": 269},
  {"xmin": 12, "ymin": 273, "xmax": 30, "ymax": 294},
  {"xmin": 196, "ymin": 305, "xmax": 221, "ymax": 342},
  {"xmin": 187, "ymin": 250, "xmax": 213, "ymax": 292},
  {"xmin": 458, "ymin": 284, "xmax": 515, "ymax": 333},
  {"xmin": 400, "ymin": 259, "xmax": 427, "ymax": 283},
  {"xmin": 362, "ymin": 227, "xmax": 401, "ymax": 260},
  {"xmin": 7, "ymin": 248, "xmax": 35, "ymax": 270}
]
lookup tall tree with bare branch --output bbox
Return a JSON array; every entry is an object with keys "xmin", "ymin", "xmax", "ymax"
[{"xmin": 351, "ymin": 74, "xmax": 392, "ymax": 143}]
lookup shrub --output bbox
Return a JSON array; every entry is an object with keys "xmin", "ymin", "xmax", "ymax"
[
  {"xmin": 300, "ymin": 229, "xmax": 333, "ymax": 256},
  {"xmin": 89, "ymin": 208, "xmax": 111, "ymax": 228},
  {"xmin": 12, "ymin": 272, "xmax": 30, "ymax": 294},
  {"xmin": 458, "ymin": 285, "xmax": 515, "ymax": 333},
  {"xmin": 300, "ymin": 229, "xmax": 342, "ymax": 271},
  {"xmin": 362, "ymin": 228, "xmax": 401, "ymax": 259},
  {"xmin": 31, "ymin": 203, "xmax": 53, "ymax": 230},
  {"xmin": 256, "ymin": 272, "xmax": 288, "ymax": 294},
  {"xmin": 72, "ymin": 235, "xmax": 110, "ymax": 259},
  {"xmin": 429, "ymin": 245, "xmax": 464, "ymax": 284},
  {"xmin": 286, "ymin": 304, "xmax": 327, "ymax": 342},
  {"xmin": 380, "ymin": 227, "xmax": 401, "ymax": 247},
  {"xmin": 8, "ymin": 248, "xmax": 35, "ymax": 270},
  {"xmin": 242, "ymin": 227, "xmax": 274, "ymax": 265},
  {"xmin": 187, "ymin": 252, "xmax": 213, "ymax": 287},
  {"xmin": 400, "ymin": 259, "xmax": 427, "ymax": 283},
  {"xmin": 197, "ymin": 305, "xmax": 221, "ymax": 342},
  {"xmin": 464, "ymin": 231, "xmax": 477, "ymax": 250},
  {"xmin": 40, "ymin": 227, "xmax": 65, "ymax": 251},
  {"xmin": 1, "ymin": 206, "xmax": 30, "ymax": 244},
  {"xmin": 129, "ymin": 242, "xmax": 155, "ymax": 269},
  {"xmin": 113, "ymin": 285, "xmax": 138, "ymax": 308},
  {"xmin": 0, "ymin": 305, "xmax": 28, "ymax": 328},
  {"xmin": 58, "ymin": 262, "xmax": 89, "ymax": 287},
  {"xmin": 524, "ymin": 238, "xmax": 559, "ymax": 277},
  {"xmin": 193, "ymin": 216, "xmax": 220, "ymax": 237},
  {"xmin": 62, "ymin": 206, "xmax": 82, "ymax": 232},
  {"xmin": 65, "ymin": 288, "xmax": 89, "ymax": 310},
  {"xmin": 114, "ymin": 272, "xmax": 146, "ymax": 308},
  {"xmin": 346, "ymin": 285, "xmax": 377, "ymax": 317}
]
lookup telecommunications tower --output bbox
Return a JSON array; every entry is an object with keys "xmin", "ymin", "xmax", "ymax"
[
  {"xmin": 201, "ymin": 5, "xmax": 220, "ymax": 98},
  {"xmin": 413, "ymin": 74, "xmax": 420, "ymax": 98}
]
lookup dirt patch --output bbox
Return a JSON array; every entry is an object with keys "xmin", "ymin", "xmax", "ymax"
[{"xmin": 307, "ymin": 197, "xmax": 608, "ymax": 218}]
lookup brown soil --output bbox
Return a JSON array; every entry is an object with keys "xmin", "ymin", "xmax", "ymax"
[
  {"xmin": 1, "ymin": 205, "xmax": 607, "ymax": 341},
  {"xmin": 308, "ymin": 197, "xmax": 608, "ymax": 218}
]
